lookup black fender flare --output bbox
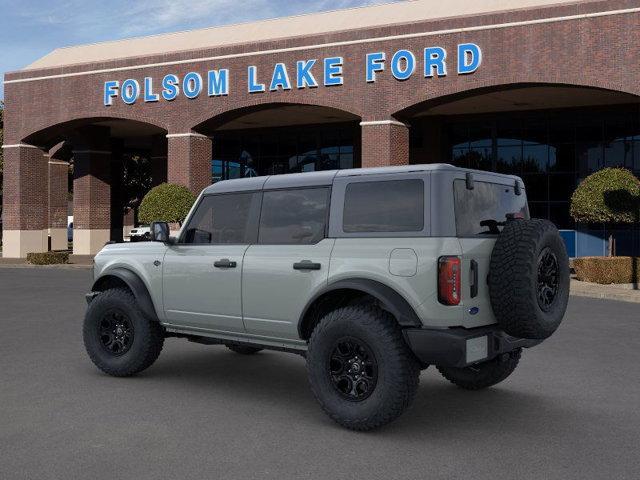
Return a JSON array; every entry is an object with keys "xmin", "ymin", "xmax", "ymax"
[
  {"xmin": 298, "ymin": 278, "xmax": 422, "ymax": 337},
  {"xmin": 92, "ymin": 268, "xmax": 159, "ymax": 321}
]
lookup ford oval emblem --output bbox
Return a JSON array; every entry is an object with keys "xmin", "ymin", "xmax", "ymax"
[{"xmin": 469, "ymin": 307, "xmax": 479, "ymax": 315}]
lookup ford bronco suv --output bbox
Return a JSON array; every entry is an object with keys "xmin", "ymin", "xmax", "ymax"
[{"xmin": 83, "ymin": 164, "xmax": 570, "ymax": 431}]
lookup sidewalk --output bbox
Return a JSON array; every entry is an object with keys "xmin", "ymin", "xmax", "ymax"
[
  {"xmin": 571, "ymin": 278, "xmax": 640, "ymax": 304},
  {"xmin": 0, "ymin": 254, "xmax": 93, "ymax": 268}
]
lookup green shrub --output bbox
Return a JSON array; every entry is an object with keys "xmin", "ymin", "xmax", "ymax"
[
  {"xmin": 27, "ymin": 251, "xmax": 69, "ymax": 265},
  {"xmin": 138, "ymin": 183, "xmax": 196, "ymax": 225},
  {"xmin": 570, "ymin": 168, "xmax": 640, "ymax": 224},
  {"xmin": 573, "ymin": 256, "xmax": 640, "ymax": 284}
]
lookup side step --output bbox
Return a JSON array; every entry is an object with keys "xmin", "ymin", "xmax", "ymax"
[{"xmin": 166, "ymin": 332, "xmax": 306, "ymax": 356}]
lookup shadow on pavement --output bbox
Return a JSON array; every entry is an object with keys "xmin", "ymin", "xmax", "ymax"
[{"xmin": 88, "ymin": 344, "xmax": 573, "ymax": 436}]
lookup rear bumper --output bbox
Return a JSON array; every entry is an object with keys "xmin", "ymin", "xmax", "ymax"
[{"xmin": 403, "ymin": 325, "xmax": 542, "ymax": 368}]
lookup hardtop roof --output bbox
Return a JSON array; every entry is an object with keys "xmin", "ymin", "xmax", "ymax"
[{"xmin": 202, "ymin": 164, "xmax": 522, "ymax": 194}]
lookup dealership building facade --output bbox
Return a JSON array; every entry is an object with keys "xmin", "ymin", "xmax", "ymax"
[{"xmin": 3, "ymin": 0, "xmax": 640, "ymax": 257}]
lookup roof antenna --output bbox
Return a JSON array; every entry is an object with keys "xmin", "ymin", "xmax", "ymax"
[{"xmin": 465, "ymin": 172, "xmax": 474, "ymax": 190}]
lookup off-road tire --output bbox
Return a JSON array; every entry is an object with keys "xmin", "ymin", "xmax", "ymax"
[
  {"xmin": 489, "ymin": 219, "xmax": 570, "ymax": 340},
  {"xmin": 83, "ymin": 288, "xmax": 164, "ymax": 377},
  {"xmin": 437, "ymin": 349, "xmax": 522, "ymax": 390},
  {"xmin": 226, "ymin": 344, "xmax": 263, "ymax": 355},
  {"xmin": 307, "ymin": 305, "xmax": 420, "ymax": 431}
]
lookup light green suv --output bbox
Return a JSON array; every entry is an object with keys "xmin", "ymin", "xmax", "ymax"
[{"xmin": 84, "ymin": 164, "xmax": 570, "ymax": 430}]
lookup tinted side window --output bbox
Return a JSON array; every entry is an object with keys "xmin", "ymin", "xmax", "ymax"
[
  {"xmin": 343, "ymin": 179, "xmax": 424, "ymax": 233},
  {"xmin": 454, "ymin": 180, "xmax": 530, "ymax": 236},
  {"xmin": 259, "ymin": 188, "xmax": 329, "ymax": 244},
  {"xmin": 182, "ymin": 192, "xmax": 260, "ymax": 244}
]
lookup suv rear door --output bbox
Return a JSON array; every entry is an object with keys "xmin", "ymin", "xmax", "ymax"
[
  {"xmin": 162, "ymin": 191, "xmax": 261, "ymax": 333},
  {"xmin": 242, "ymin": 186, "xmax": 334, "ymax": 340},
  {"xmin": 453, "ymin": 177, "xmax": 529, "ymax": 327}
]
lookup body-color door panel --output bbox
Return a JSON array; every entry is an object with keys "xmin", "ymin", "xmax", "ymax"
[
  {"xmin": 241, "ymin": 239, "xmax": 335, "ymax": 340},
  {"xmin": 162, "ymin": 244, "xmax": 249, "ymax": 333}
]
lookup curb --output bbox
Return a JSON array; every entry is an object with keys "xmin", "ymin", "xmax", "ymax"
[{"xmin": 570, "ymin": 280, "xmax": 640, "ymax": 304}]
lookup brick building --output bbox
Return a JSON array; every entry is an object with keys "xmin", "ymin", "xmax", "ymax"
[{"xmin": 3, "ymin": 0, "xmax": 640, "ymax": 257}]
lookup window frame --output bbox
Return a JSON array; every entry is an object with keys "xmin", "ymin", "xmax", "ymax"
[
  {"xmin": 329, "ymin": 173, "xmax": 431, "ymax": 238},
  {"xmin": 177, "ymin": 191, "xmax": 262, "ymax": 246},
  {"xmin": 256, "ymin": 186, "xmax": 332, "ymax": 245}
]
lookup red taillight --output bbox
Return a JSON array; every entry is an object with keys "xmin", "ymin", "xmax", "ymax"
[{"xmin": 438, "ymin": 256, "xmax": 461, "ymax": 306}]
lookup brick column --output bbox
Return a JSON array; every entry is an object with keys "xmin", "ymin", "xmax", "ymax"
[
  {"xmin": 1, "ymin": 144, "xmax": 49, "ymax": 258},
  {"xmin": 70, "ymin": 127, "xmax": 112, "ymax": 255},
  {"xmin": 167, "ymin": 133, "xmax": 212, "ymax": 194},
  {"xmin": 72, "ymin": 149, "xmax": 112, "ymax": 255},
  {"xmin": 360, "ymin": 120, "xmax": 410, "ymax": 168},
  {"xmin": 150, "ymin": 134, "xmax": 168, "ymax": 187},
  {"xmin": 110, "ymin": 147, "xmax": 124, "ymax": 243},
  {"xmin": 48, "ymin": 159, "xmax": 69, "ymax": 251}
]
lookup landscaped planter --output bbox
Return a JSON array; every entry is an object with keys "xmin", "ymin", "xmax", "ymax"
[
  {"xmin": 573, "ymin": 256, "xmax": 640, "ymax": 284},
  {"xmin": 26, "ymin": 251, "xmax": 70, "ymax": 265}
]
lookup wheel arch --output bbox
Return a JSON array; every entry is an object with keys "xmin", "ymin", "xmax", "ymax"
[
  {"xmin": 298, "ymin": 278, "xmax": 422, "ymax": 340},
  {"xmin": 92, "ymin": 268, "xmax": 159, "ymax": 321}
]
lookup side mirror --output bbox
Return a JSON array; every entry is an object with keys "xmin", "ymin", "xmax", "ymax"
[{"xmin": 150, "ymin": 221, "xmax": 170, "ymax": 243}]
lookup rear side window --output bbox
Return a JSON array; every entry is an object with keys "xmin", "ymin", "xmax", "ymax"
[
  {"xmin": 182, "ymin": 192, "xmax": 261, "ymax": 244},
  {"xmin": 259, "ymin": 188, "xmax": 330, "ymax": 244},
  {"xmin": 343, "ymin": 179, "xmax": 424, "ymax": 233},
  {"xmin": 454, "ymin": 180, "xmax": 529, "ymax": 236}
]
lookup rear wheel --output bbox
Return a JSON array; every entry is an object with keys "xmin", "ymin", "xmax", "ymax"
[
  {"xmin": 226, "ymin": 344, "xmax": 263, "ymax": 355},
  {"xmin": 83, "ymin": 288, "xmax": 164, "ymax": 376},
  {"xmin": 437, "ymin": 349, "xmax": 521, "ymax": 390},
  {"xmin": 307, "ymin": 305, "xmax": 420, "ymax": 431}
]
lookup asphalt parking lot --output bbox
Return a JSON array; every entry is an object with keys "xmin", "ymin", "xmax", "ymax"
[{"xmin": 1, "ymin": 267, "xmax": 639, "ymax": 480}]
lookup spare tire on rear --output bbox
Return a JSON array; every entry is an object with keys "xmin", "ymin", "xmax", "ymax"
[{"xmin": 488, "ymin": 219, "xmax": 570, "ymax": 340}]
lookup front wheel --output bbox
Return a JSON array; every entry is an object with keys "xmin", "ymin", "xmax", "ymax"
[
  {"xmin": 307, "ymin": 305, "xmax": 420, "ymax": 431},
  {"xmin": 83, "ymin": 288, "xmax": 164, "ymax": 377},
  {"xmin": 437, "ymin": 349, "xmax": 522, "ymax": 390}
]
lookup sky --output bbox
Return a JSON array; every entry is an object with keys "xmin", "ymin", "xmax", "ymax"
[{"xmin": 0, "ymin": 0, "xmax": 398, "ymax": 100}]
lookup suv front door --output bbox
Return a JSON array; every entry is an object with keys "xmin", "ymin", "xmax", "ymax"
[
  {"xmin": 242, "ymin": 187, "xmax": 334, "ymax": 341},
  {"xmin": 162, "ymin": 192, "xmax": 261, "ymax": 333}
]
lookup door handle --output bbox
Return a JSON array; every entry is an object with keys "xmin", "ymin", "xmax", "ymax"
[
  {"xmin": 470, "ymin": 259, "xmax": 479, "ymax": 298},
  {"xmin": 293, "ymin": 260, "xmax": 321, "ymax": 271},
  {"xmin": 214, "ymin": 258, "xmax": 237, "ymax": 268}
]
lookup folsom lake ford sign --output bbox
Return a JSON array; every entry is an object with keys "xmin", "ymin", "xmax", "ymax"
[{"xmin": 103, "ymin": 43, "xmax": 482, "ymax": 106}]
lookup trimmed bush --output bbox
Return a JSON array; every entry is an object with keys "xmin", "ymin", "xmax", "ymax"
[
  {"xmin": 138, "ymin": 183, "xmax": 196, "ymax": 225},
  {"xmin": 573, "ymin": 256, "xmax": 640, "ymax": 284},
  {"xmin": 570, "ymin": 168, "xmax": 640, "ymax": 224},
  {"xmin": 27, "ymin": 251, "xmax": 69, "ymax": 265}
]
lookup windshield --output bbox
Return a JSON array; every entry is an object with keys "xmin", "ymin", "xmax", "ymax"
[{"xmin": 454, "ymin": 179, "xmax": 529, "ymax": 236}]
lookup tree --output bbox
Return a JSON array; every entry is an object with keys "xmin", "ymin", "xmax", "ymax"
[
  {"xmin": 120, "ymin": 153, "xmax": 152, "ymax": 225},
  {"xmin": 570, "ymin": 167, "xmax": 640, "ymax": 255},
  {"xmin": 138, "ymin": 183, "xmax": 196, "ymax": 225}
]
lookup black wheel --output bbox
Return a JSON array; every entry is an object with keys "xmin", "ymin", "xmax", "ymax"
[
  {"xmin": 226, "ymin": 344, "xmax": 263, "ymax": 355},
  {"xmin": 83, "ymin": 288, "xmax": 164, "ymax": 377},
  {"xmin": 489, "ymin": 219, "xmax": 570, "ymax": 340},
  {"xmin": 437, "ymin": 349, "xmax": 522, "ymax": 390},
  {"xmin": 307, "ymin": 305, "xmax": 420, "ymax": 431}
]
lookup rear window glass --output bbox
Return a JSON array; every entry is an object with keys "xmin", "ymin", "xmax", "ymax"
[
  {"xmin": 454, "ymin": 179, "xmax": 529, "ymax": 236},
  {"xmin": 343, "ymin": 179, "xmax": 424, "ymax": 233}
]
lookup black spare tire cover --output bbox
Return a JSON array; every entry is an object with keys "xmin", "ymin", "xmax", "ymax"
[{"xmin": 488, "ymin": 219, "xmax": 570, "ymax": 340}]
